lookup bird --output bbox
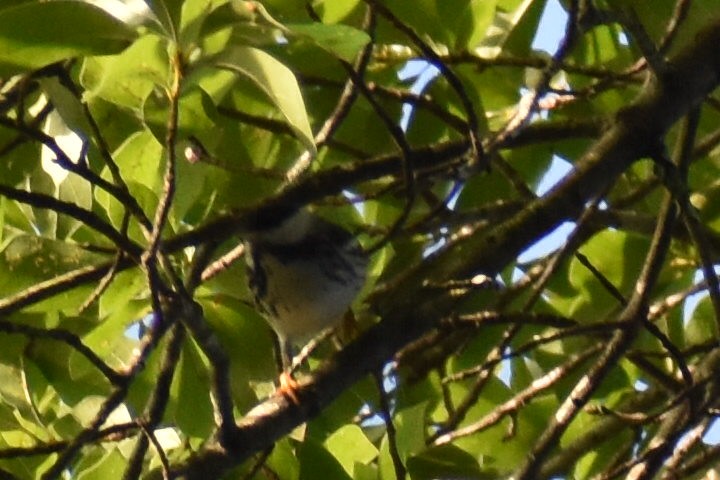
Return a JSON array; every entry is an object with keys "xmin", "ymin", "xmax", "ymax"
[{"xmin": 244, "ymin": 209, "xmax": 368, "ymax": 401}]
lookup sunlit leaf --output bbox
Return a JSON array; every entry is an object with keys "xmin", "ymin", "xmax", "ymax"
[
  {"xmin": 0, "ymin": 1, "xmax": 136, "ymax": 75},
  {"xmin": 317, "ymin": 0, "xmax": 362, "ymax": 23},
  {"xmin": 324, "ymin": 424, "xmax": 379, "ymax": 476},
  {"xmin": 213, "ymin": 46, "xmax": 316, "ymax": 153},
  {"xmin": 76, "ymin": 447, "xmax": 127, "ymax": 479},
  {"xmin": 286, "ymin": 23, "xmax": 370, "ymax": 63},
  {"xmin": 686, "ymin": 296, "xmax": 720, "ymax": 346},
  {"xmin": 81, "ymin": 34, "xmax": 169, "ymax": 111}
]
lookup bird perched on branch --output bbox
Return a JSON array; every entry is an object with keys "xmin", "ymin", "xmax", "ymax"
[{"xmin": 244, "ymin": 209, "xmax": 368, "ymax": 401}]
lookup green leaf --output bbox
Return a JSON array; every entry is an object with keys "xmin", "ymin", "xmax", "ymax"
[
  {"xmin": 297, "ymin": 437, "xmax": 352, "ymax": 480},
  {"xmin": 38, "ymin": 78, "xmax": 92, "ymax": 138},
  {"xmin": 40, "ymin": 111, "xmax": 85, "ymax": 190},
  {"xmin": 0, "ymin": 1, "xmax": 136, "ymax": 75},
  {"xmin": 568, "ymin": 230, "xmax": 651, "ymax": 321},
  {"xmin": 0, "ymin": 197, "xmax": 5, "ymax": 246},
  {"xmin": 83, "ymin": 270, "xmax": 148, "ymax": 368},
  {"xmin": 179, "ymin": 0, "xmax": 216, "ymax": 47},
  {"xmin": 266, "ymin": 438, "xmax": 300, "ymax": 480},
  {"xmin": 213, "ymin": 46, "xmax": 316, "ymax": 153},
  {"xmin": 376, "ymin": 0, "xmax": 449, "ymax": 46},
  {"xmin": 145, "ymin": 0, "xmax": 185, "ymax": 40},
  {"xmin": 502, "ymin": 0, "xmax": 548, "ymax": 55},
  {"xmin": 15, "ymin": 171, "xmax": 58, "ymax": 239},
  {"xmin": 572, "ymin": 22, "xmax": 634, "ymax": 69},
  {"xmin": 0, "ymin": 236, "xmax": 103, "ymax": 304},
  {"xmin": 57, "ymin": 174, "xmax": 93, "ymax": 238},
  {"xmin": 353, "ymin": 462, "xmax": 380, "ymax": 480},
  {"xmin": 307, "ymin": 376, "xmax": 376, "ymax": 440},
  {"xmin": 443, "ymin": 0, "xmax": 497, "ymax": 49},
  {"xmin": 198, "ymin": 2, "xmax": 242, "ymax": 38},
  {"xmin": 94, "ymin": 130, "xmax": 161, "ymax": 236},
  {"xmin": 98, "ymin": 270, "xmax": 147, "ymax": 319},
  {"xmin": 323, "ymin": 425, "xmax": 379, "ymax": 476},
  {"xmin": 686, "ymin": 296, "xmax": 720, "ymax": 345},
  {"xmin": 126, "ymin": 341, "xmax": 166, "ymax": 412},
  {"xmin": 0, "ymin": 339, "xmax": 33, "ymax": 417},
  {"xmin": 27, "ymin": 338, "xmax": 110, "ymax": 407},
  {"xmin": 199, "ymin": 2, "xmax": 285, "ymax": 46},
  {"xmin": 76, "ymin": 447, "xmax": 126, "ymax": 479},
  {"xmin": 0, "ymin": 441, "xmax": 55, "ymax": 479},
  {"xmin": 143, "ymin": 86, "xmax": 220, "ymax": 161},
  {"xmin": 109, "ymin": 130, "xmax": 165, "ymax": 193},
  {"xmin": 81, "ymin": 34, "xmax": 169, "ymax": 111},
  {"xmin": 200, "ymin": 297, "xmax": 274, "ymax": 409},
  {"xmin": 407, "ymin": 444, "xmax": 485, "ymax": 480},
  {"xmin": 317, "ymin": 0, "xmax": 362, "ymax": 23},
  {"xmin": 171, "ymin": 341, "xmax": 215, "ymax": 439},
  {"xmin": 394, "ymin": 402, "xmax": 427, "ymax": 461},
  {"xmin": 286, "ymin": 23, "xmax": 370, "ymax": 63}
]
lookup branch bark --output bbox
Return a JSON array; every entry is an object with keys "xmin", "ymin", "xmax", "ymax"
[{"xmin": 164, "ymin": 16, "xmax": 720, "ymax": 480}]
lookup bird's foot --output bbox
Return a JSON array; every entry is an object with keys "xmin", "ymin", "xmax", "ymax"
[{"xmin": 278, "ymin": 370, "xmax": 301, "ymax": 404}]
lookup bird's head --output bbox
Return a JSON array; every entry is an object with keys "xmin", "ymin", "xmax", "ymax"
[{"xmin": 249, "ymin": 209, "xmax": 314, "ymax": 245}]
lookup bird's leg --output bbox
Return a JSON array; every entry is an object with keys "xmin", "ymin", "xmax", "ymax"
[
  {"xmin": 277, "ymin": 338, "xmax": 301, "ymax": 404},
  {"xmin": 277, "ymin": 329, "xmax": 336, "ymax": 404}
]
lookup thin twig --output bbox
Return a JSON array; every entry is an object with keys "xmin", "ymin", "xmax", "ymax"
[
  {"xmin": 428, "ymin": 324, "xmax": 520, "ymax": 443},
  {"xmin": 616, "ymin": 109, "xmax": 707, "ymax": 480},
  {"xmin": 0, "ymin": 116, "xmax": 150, "ymax": 229},
  {"xmin": 366, "ymin": 0, "xmax": 484, "ymax": 167},
  {"xmin": 574, "ymin": 251, "xmax": 628, "ymax": 305},
  {"xmin": 53, "ymin": 67, "xmax": 152, "ymax": 232},
  {"xmin": 123, "ymin": 322, "xmax": 186, "ymax": 480},
  {"xmin": 144, "ymin": 50, "xmax": 183, "ymax": 263},
  {"xmin": 41, "ymin": 297, "xmax": 174, "ymax": 479},
  {"xmin": 200, "ymin": 243, "xmax": 246, "ymax": 283},
  {"xmin": 514, "ymin": 159, "xmax": 679, "ymax": 479},
  {"xmin": 141, "ymin": 422, "xmax": 172, "ymax": 480},
  {"xmin": 176, "ymin": 298, "xmax": 236, "ymax": 442},
  {"xmin": 78, "ymin": 212, "xmax": 131, "ymax": 314},
  {"xmin": 0, "ymin": 101, "xmax": 53, "ymax": 157},
  {"xmin": 641, "ymin": 319, "xmax": 693, "ymax": 387},
  {"xmin": 240, "ymin": 448, "xmax": 274, "ymax": 480},
  {"xmin": 488, "ymin": 0, "xmax": 581, "ymax": 150},
  {"xmin": 667, "ymin": 440, "xmax": 720, "ymax": 478},
  {"xmin": 309, "ymin": 4, "xmax": 418, "ymax": 249},
  {"xmin": 287, "ymin": 3, "xmax": 376, "ymax": 180},
  {"xmin": 443, "ymin": 322, "xmax": 619, "ymax": 384},
  {"xmin": 0, "ymin": 319, "xmax": 123, "ymax": 385},
  {"xmin": 373, "ymin": 369, "xmax": 406, "ymax": 480},
  {"xmin": 521, "ymin": 192, "xmax": 608, "ymax": 311},
  {"xmin": 660, "ymin": 418, "xmax": 710, "ymax": 478},
  {"xmin": 0, "ymin": 422, "xmax": 138, "ymax": 459},
  {"xmin": 617, "ymin": 6, "xmax": 667, "ymax": 76},
  {"xmin": 434, "ymin": 346, "xmax": 600, "ymax": 445},
  {"xmin": 0, "ymin": 183, "xmax": 141, "ymax": 257},
  {"xmin": 657, "ymin": 0, "xmax": 693, "ymax": 55},
  {"xmin": 0, "ymin": 261, "xmax": 119, "ymax": 315}
]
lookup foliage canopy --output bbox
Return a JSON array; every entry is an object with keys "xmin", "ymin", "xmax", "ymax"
[{"xmin": 1, "ymin": 0, "xmax": 720, "ymax": 479}]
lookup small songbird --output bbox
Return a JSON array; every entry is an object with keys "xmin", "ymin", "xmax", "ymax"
[{"xmin": 244, "ymin": 209, "xmax": 368, "ymax": 399}]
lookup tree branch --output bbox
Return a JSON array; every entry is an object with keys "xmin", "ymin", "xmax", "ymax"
[{"xmin": 160, "ymin": 17, "xmax": 720, "ymax": 478}]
